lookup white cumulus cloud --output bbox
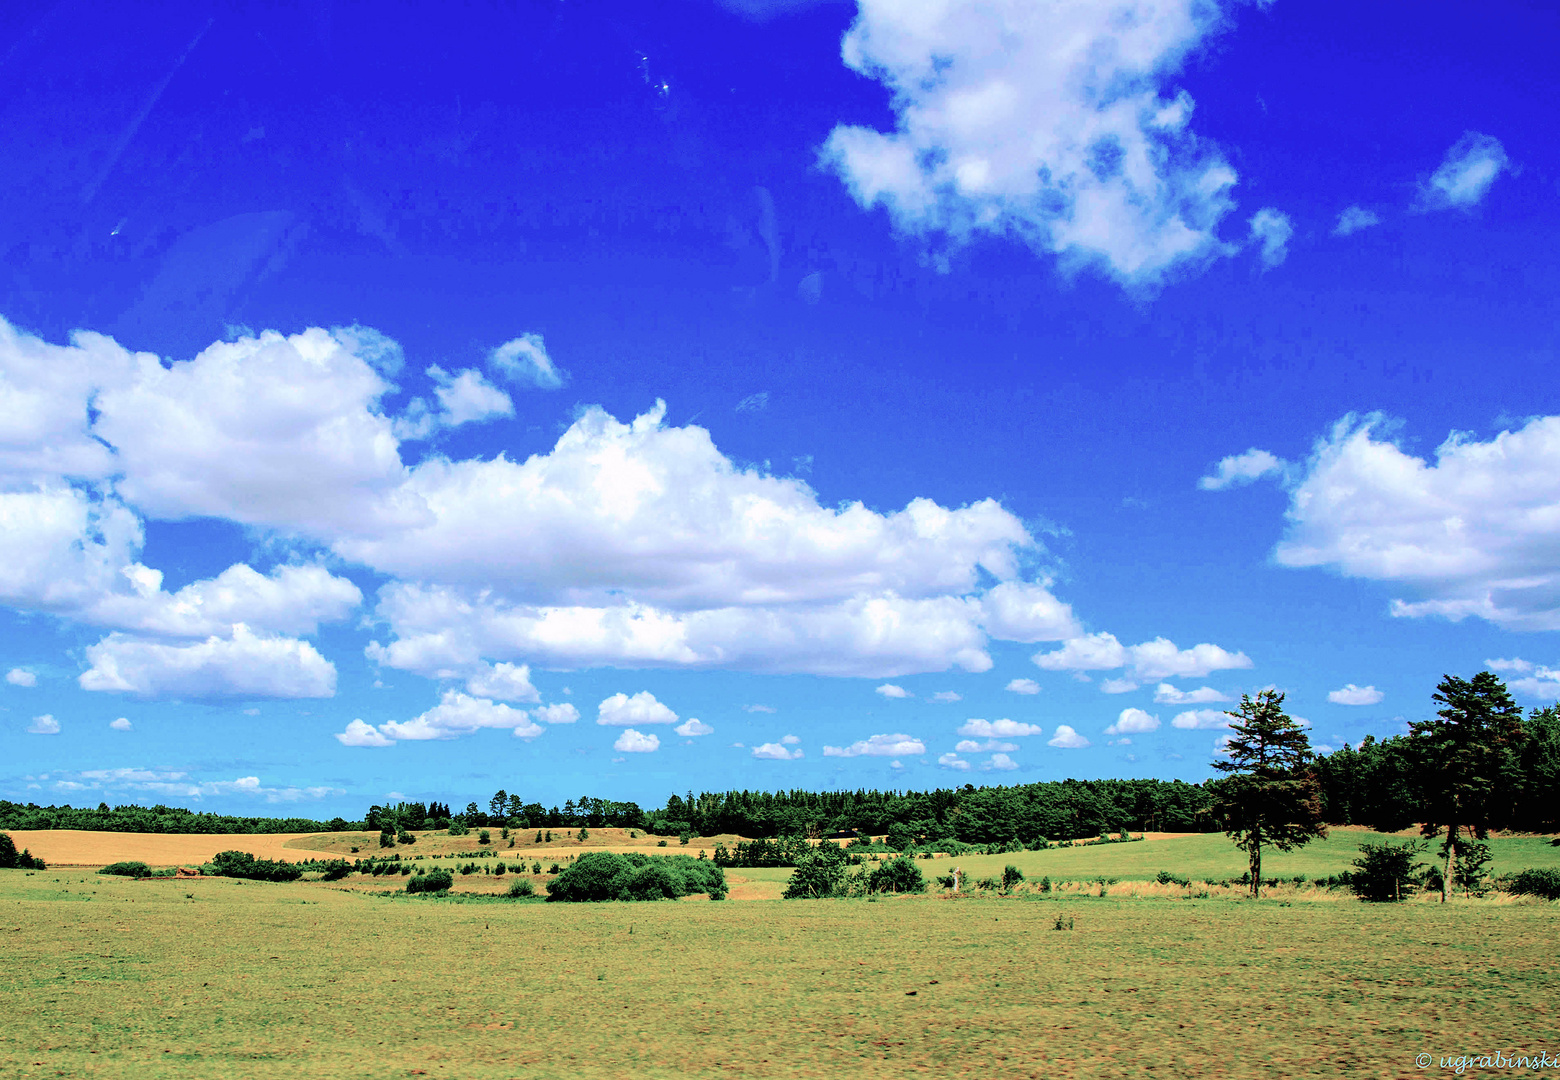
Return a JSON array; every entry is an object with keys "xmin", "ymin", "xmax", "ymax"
[
  {"xmin": 1047, "ymin": 724, "xmax": 1089, "ymax": 749},
  {"xmin": 1274, "ymin": 413, "xmax": 1560, "ymax": 631},
  {"xmin": 958, "ymin": 717, "xmax": 1043, "ymax": 738},
  {"xmin": 534, "ymin": 703, "xmax": 580, "ymax": 725},
  {"xmin": 983, "ymin": 752, "xmax": 1019, "ymax": 771},
  {"xmin": 614, "ymin": 728, "xmax": 660, "ymax": 753},
  {"xmin": 752, "ymin": 741, "xmax": 804, "ymax": 760},
  {"xmin": 675, "ymin": 717, "xmax": 714, "ymax": 736},
  {"xmin": 956, "ymin": 738, "xmax": 1017, "ymax": 753},
  {"xmin": 1199, "ymin": 448, "xmax": 1287, "ymax": 491},
  {"xmin": 336, "ymin": 718, "xmax": 395, "ymax": 747},
  {"xmin": 597, "ymin": 690, "xmax": 678, "ymax": 726},
  {"xmin": 1005, "ymin": 677, "xmax": 1040, "ymax": 695},
  {"xmin": 1033, "ymin": 631, "xmax": 1251, "ymax": 680},
  {"xmin": 822, "ymin": 733, "xmax": 926, "ymax": 757},
  {"xmin": 937, "ymin": 752, "xmax": 970, "ymax": 771},
  {"xmin": 1105, "ymin": 707, "xmax": 1160, "ymax": 735},
  {"xmin": 822, "ymin": 0, "xmax": 1241, "ymax": 285},
  {"xmin": 1171, "ymin": 708, "xmax": 1230, "ymax": 730},
  {"xmin": 6, "ymin": 668, "xmax": 36, "ymax": 687},
  {"xmin": 489, "ymin": 333, "xmax": 565, "ymax": 389},
  {"xmin": 1327, "ymin": 683, "xmax": 1384, "ymax": 706},
  {"xmin": 1418, "ymin": 132, "xmax": 1508, "ymax": 211},
  {"xmin": 428, "ymin": 365, "xmax": 514, "ymax": 427},
  {"xmin": 109, "ymin": 717, "xmax": 132, "ymax": 731},
  {"xmin": 876, "ymin": 683, "xmax": 912, "ymax": 699},
  {"xmin": 930, "ymin": 691, "xmax": 962, "ymax": 703},
  {"xmin": 1153, "ymin": 683, "xmax": 1229, "ymax": 705},
  {"xmin": 27, "ymin": 714, "xmax": 60, "ymax": 735},
  {"xmin": 465, "ymin": 662, "xmax": 541, "ymax": 703},
  {"xmin": 80, "ymin": 625, "xmax": 336, "ymax": 699},
  {"xmin": 376, "ymin": 690, "xmax": 543, "ymax": 742}
]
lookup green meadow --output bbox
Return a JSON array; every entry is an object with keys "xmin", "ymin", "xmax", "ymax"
[{"xmin": 4, "ymin": 832, "xmax": 1559, "ymax": 1079}]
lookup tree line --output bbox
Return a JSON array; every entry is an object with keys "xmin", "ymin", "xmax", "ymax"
[{"xmin": 3, "ymin": 674, "xmax": 1554, "ymax": 854}]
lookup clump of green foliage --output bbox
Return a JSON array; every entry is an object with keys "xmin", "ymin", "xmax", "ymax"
[
  {"xmin": 507, "ymin": 877, "xmax": 535, "ymax": 898},
  {"xmin": 98, "ymin": 861, "xmax": 153, "ymax": 878},
  {"xmin": 406, "ymin": 868, "xmax": 453, "ymax": 894},
  {"xmin": 782, "ymin": 843, "xmax": 850, "ymax": 899},
  {"xmin": 1001, "ymin": 865, "xmax": 1024, "ymax": 892},
  {"xmin": 865, "ymin": 855, "xmax": 925, "ymax": 894},
  {"xmin": 1502, "ymin": 867, "xmax": 1560, "ymax": 900},
  {"xmin": 478, "ymin": 830, "xmax": 491, "ymax": 845},
  {"xmin": 203, "ymin": 850, "xmax": 303, "ymax": 883},
  {"xmin": 1349, "ymin": 839, "xmax": 1426, "ymax": 902},
  {"xmin": 1156, "ymin": 870, "xmax": 1190, "ymax": 886},
  {"xmin": 546, "ymin": 852, "xmax": 726, "ymax": 902},
  {"xmin": 320, "ymin": 860, "xmax": 352, "ymax": 881},
  {"xmin": 447, "ymin": 822, "xmax": 469, "ymax": 836}
]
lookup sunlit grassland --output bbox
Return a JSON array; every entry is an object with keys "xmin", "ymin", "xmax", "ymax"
[
  {"xmin": 4, "ymin": 867, "xmax": 1557, "ymax": 1079},
  {"xmin": 936, "ymin": 830, "xmax": 1560, "ymax": 885}
]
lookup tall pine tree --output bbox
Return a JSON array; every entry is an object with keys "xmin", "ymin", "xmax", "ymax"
[
  {"xmin": 1210, "ymin": 690, "xmax": 1326, "ymax": 898},
  {"xmin": 1412, "ymin": 672, "xmax": 1525, "ymax": 902}
]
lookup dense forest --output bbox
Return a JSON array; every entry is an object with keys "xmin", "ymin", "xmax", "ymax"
[{"xmin": 6, "ymin": 694, "xmax": 1556, "ymax": 843}]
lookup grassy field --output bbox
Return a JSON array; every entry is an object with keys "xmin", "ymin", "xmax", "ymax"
[
  {"xmin": 4, "ymin": 865, "xmax": 1558, "ymax": 1080},
  {"xmin": 936, "ymin": 828, "xmax": 1560, "ymax": 886}
]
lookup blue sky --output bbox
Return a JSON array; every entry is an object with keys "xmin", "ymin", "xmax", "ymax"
[{"xmin": 2, "ymin": 0, "xmax": 1558, "ymax": 817}]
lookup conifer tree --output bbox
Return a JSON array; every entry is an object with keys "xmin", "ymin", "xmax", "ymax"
[
  {"xmin": 1210, "ymin": 689, "xmax": 1325, "ymax": 898},
  {"xmin": 1412, "ymin": 672, "xmax": 1525, "ymax": 902}
]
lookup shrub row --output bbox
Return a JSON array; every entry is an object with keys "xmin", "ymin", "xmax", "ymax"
[{"xmin": 546, "ymin": 852, "xmax": 726, "ymax": 902}]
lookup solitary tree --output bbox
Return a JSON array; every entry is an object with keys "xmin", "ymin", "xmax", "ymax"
[
  {"xmin": 1209, "ymin": 689, "xmax": 1326, "ymax": 898},
  {"xmin": 1411, "ymin": 672, "xmax": 1525, "ymax": 902}
]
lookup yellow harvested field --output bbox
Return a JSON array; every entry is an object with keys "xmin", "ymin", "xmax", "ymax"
[{"xmin": 5, "ymin": 830, "xmax": 340, "ymax": 867}]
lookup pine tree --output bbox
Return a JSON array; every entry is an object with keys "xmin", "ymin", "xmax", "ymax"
[
  {"xmin": 1209, "ymin": 690, "xmax": 1325, "ymax": 898},
  {"xmin": 1411, "ymin": 672, "xmax": 1525, "ymax": 902}
]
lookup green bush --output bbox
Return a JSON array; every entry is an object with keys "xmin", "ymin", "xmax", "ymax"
[
  {"xmin": 1349, "ymin": 840, "xmax": 1426, "ymax": 902},
  {"xmin": 478, "ymin": 830, "xmax": 491, "ymax": 845},
  {"xmin": 205, "ymin": 850, "xmax": 302, "ymax": 883},
  {"xmin": 98, "ymin": 860, "xmax": 153, "ymax": 878},
  {"xmin": 546, "ymin": 852, "xmax": 727, "ymax": 902},
  {"xmin": 1001, "ymin": 838, "xmax": 1024, "ymax": 854},
  {"xmin": 866, "ymin": 856, "xmax": 926, "ymax": 894},
  {"xmin": 494, "ymin": 862, "xmax": 506, "ymax": 876},
  {"xmin": 1156, "ymin": 870, "xmax": 1190, "ymax": 887},
  {"xmin": 0, "ymin": 833, "xmax": 45, "ymax": 870},
  {"xmin": 407, "ymin": 869, "xmax": 453, "ymax": 894},
  {"xmin": 782, "ymin": 844, "xmax": 849, "ymax": 899},
  {"xmin": 447, "ymin": 822, "xmax": 469, "ymax": 836},
  {"xmin": 396, "ymin": 829, "xmax": 416, "ymax": 845},
  {"xmin": 379, "ymin": 830, "xmax": 395, "ymax": 849},
  {"xmin": 1001, "ymin": 864, "xmax": 1024, "ymax": 891},
  {"xmin": 657, "ymin": 839, "xmax": 667, "ymax": 847},
  {"xmin": 320, "ymin": 860, "xmax": 351, "ymax": 881},
  {"xmin": 1504, "ymin": 867, "xmax": 1560, "ymax": 900},
  {"xmin": 507, "ymin": 877, "xmax": 534, "ymax": 898}
]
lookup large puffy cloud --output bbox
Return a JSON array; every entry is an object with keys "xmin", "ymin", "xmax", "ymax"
[
  {"xmin": 367, "ymin": 586, "xmax": 998, "ymax": 677},
  {"xmin": 2, "ymin": 318, "xmax": 1092, "ymax": 689},
  {"xmin": 752, "ymin": 741, "xmax": 803, "ymax": 760},
  {"xmin": 340, "ymin": 401, "xmax": 1035, "ymax": 608},
  {"xmin": 1047, "ymin": 724, "xmax": 1089, "ymax": 748},
  {"xmin": 1273, "ymin": 414, "xmax": 1560, "ymax": 631},
  {"xmin": 613, "ymin": 728, "xmax": 660, "ymax": 753},
  {"xmin": 1033, "ymin": 631, "xmax": 1251, "ymax": 680},
  {"xmin": 1105, "ymin": 707, "xmax": 1159, "ymax": 735},
  {"xmin": 79, "ymin": 625, "xmax": 336, "ymax": 699},
  {"xmin": 823, "ymin": 733, "xmax": 926, "ymax": 757},
  {"xmin": 91, "ymin": 326, "xmax": 419, "ymax": 538},
  {"xmin": 376, "ymin": 690, "xmax": 543, "ymax": 742},
  {"xmin": 1327, "ymin": 684, "xmax": 1383, "ymax": 706},
  {"xmin": 464, "ymin": 662, "xmax": 541, "ymax": 703},
  {"xmin": 1170, "ymin": 708, "xmax": 1229, "ymax": 729},
  {"xmin": 822, "ymin": 0, "xmax": 1240, "ymax": 284},
  {"xmin": 597, "ymin": 690, "xmax": 678, "ymax": 726}
]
